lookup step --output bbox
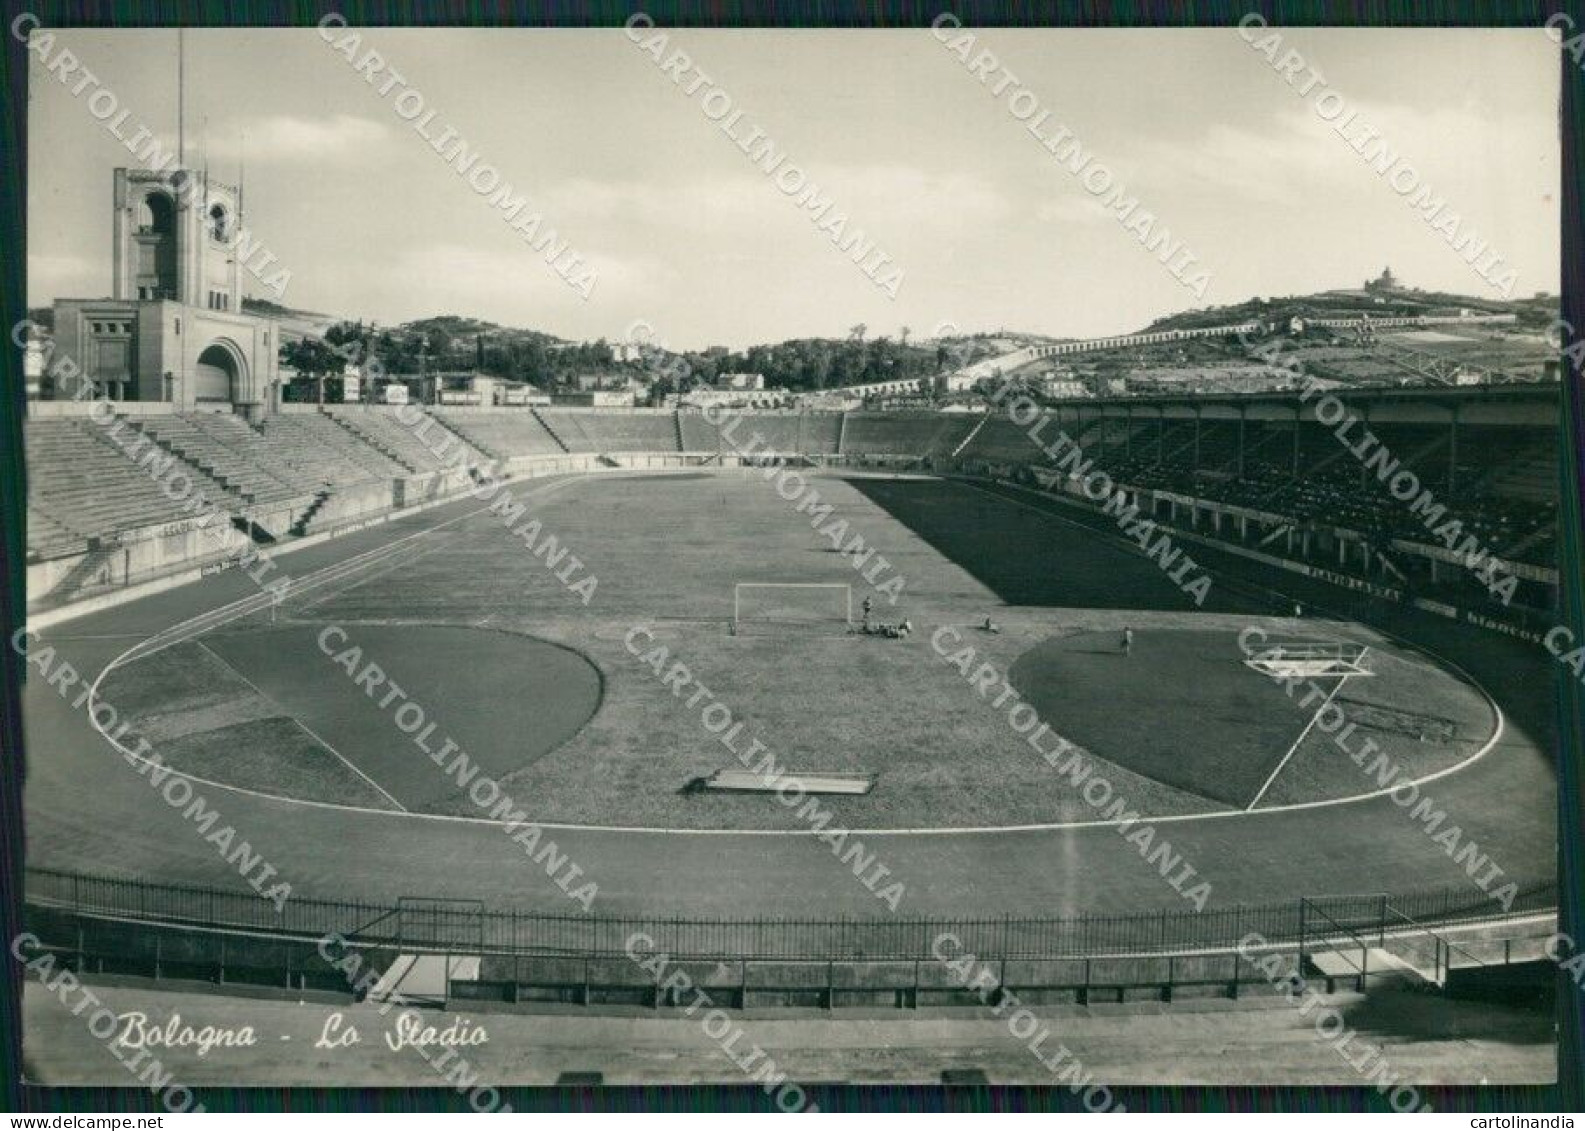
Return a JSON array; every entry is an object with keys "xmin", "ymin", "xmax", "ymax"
[{"xmin": 367, "ymin": 953, "xmax": 483, "ymax": 1003}]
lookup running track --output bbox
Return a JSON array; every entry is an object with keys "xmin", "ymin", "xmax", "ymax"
[{"xmin": 21, "ymin": 475, "xmax": 1559, "ymax": 921}]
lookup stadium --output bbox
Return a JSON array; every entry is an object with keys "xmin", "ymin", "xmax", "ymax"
[{"xmin": 18, "ymin": 313, "xmax": 1563, "ymax": 1086}]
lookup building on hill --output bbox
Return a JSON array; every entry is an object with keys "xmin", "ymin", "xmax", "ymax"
[
  {"xmin": 1364, "ymin": 266, "xmax": 1400, "ymax": 292},
  {"xmin": 571, "ymin": 372, "xmax": 634, "ymax": 392},
  {"xmin": 41, "ymin": 167, "xmax": 281, "ymax": 414},
  {"xmin": 554, "ymin": 389, "xmax": 637, "ymax": 407},
  {"xmin": 796, "ymin": 390, "xmax": 862, "ymax": 411},
  {"xmin": 430, "ymin": 371, "xmax": 500, "ymax": 406},
  {"xmin": 676, "ymin": 386, "xmax": 790, "ymax": 410},
  {"xmin": 497, "ymin": 383, "xmax": 551, "ymax": 406},
  {"xmin": 1042, "ymin": 379, "xmax": 1090, "ymax": 399}
]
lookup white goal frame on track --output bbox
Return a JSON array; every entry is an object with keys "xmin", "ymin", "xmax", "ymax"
[
  {"xmin": 1244, "ymin": 640, "xmax": 1374, "ymax": 679},
  {"xmin": 732, "ymin": 583, "xmax": 853, "ymax": 635}
]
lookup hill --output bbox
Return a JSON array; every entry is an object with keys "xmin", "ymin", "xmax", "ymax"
[{"xmin": 1140, "ymin": 285, "xmax": 1554, "ymax": 335}]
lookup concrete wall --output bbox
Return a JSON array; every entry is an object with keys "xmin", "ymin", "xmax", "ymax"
[
  {"xmin": 27, "ymin": 519, "xmax": 253, "ymax": 608},
  {"xmin": 27, "ymin": 400, "xmax": 176, "ymax": 419},
  {"xmin": 302, "ymin": 480, "xmax": 397, "ymax": 535}
]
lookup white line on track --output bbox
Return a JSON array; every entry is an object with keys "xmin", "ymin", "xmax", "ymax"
[
  {"xmin": 287, "ymin": 527, "xmax": 457, "ymax": 618},
  {"xmin": 74, "ymin": 471, "xmax": 1510, "ymax": 839},
  {"xmin": 193, "ymin": 640, "xmax": 410, "ymax": 814},
  {"xmin": 82, "ymin": 477, "xmax": 581, "ymax": 790},
  {"xmin": 1244, "ymin": 648, "xmax": 1369, "ymax": 811}
]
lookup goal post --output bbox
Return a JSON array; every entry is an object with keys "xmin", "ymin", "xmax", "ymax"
[
  {"xmin": 1244, "ymin": 640, "xmax": 1373, "ymax": 678},
  {"xmin": 733, "ymin": 583, "xmax": 852, "ymax": 635}
]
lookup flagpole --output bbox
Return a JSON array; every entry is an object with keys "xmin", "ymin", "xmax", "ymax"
[{"xmin": 177, "ymin": 28, "xmax": 185, "ymax": 172}]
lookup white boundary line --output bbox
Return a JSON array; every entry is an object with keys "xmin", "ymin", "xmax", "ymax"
[
  {"xmin": 118, "ymin": 474, "xmax": 586, "ymax": 669},
  {"xmin": 66, "ymin": 471, "xmax": 1513, "ymax": 838},
  {"xmin": 116, "ymin": 502, "xmax": 487, "ymax": 665},
  {"xmin": 1244, "ymin": 647, "xmax": 1370, "ymax": 811},
  {"xmin": 193, "ymin": 639, "xmax": 410, "ymax": 814},
  {"xmin": 287, "ymin": 521, "xmax": 462, "ymax": 619}
]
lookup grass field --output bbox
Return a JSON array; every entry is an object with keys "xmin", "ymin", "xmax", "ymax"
[{"xmin": 96, "ymin": 471, "xmax": 1497, "ymax": 830}]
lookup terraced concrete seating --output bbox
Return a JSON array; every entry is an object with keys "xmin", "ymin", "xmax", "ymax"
[
  {"xmin": 800, "ymin": 413, "xmax": 844, "ymax": 454},
  {"xmin": 556, "ymin": 411, "xmax": 681, "ymax": 453},
  {"xmin": 1187, "ymin": 423, "xmax": 1239, "ymax": 472},
  {"xmin": 841, "ymin": 413, "xmax": 982, "ymax": 457},
  {"xmin": 1482, "ymin": 435, "xmax": 1557, "ymax": 504},
  {"xmin": 959, "ymin": 417, "xmax": 1047, "ymax": 462},
  {"xmin": 326, "ymin": 407, "xmax": 485, "ymax": 473},
  {"xmin": 677, "ymin": 412, "xmax": 721, "ymax": 453},
  {"xmin": 134, "ymin": 413, "xmax": 315, "ymax": 504},
  {"xmin": 532, "ymin": 410, "xmax": 598, "ymax": 453},
  {"xmin": 431, "ymin": 410, "xmax": 565, "ymax": 458},
  {"xmin": 255, "ymin": 413, "xmax": 410, "ymax": 485},
  {"xmin": 24, "ymin": 418, "xmax": 239, "ymax": 551},
  {"xmin": 729, "ymin": 414, "xmax": 798, "ymax": 453},
  {"xmin": 1489, "ymin": 457, "xmax": 1557, "ymax": 503},
  {"xmin": 26, "ymin": 504, "xmax": 88, "ymax": 559},
  {"xmin": 727, "ymin": 413, "xmax": 842, "ymax": 455}
]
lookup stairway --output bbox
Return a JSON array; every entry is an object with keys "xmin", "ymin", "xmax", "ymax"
[
  {"xmin": 432, "ymin": 414, "xmax": 505, "ymax": 462},
  {"xmin": 531, "ymin": 408, "xmax": 573, "ymax": 452},
  {"xmin": 367, "ymin": 953, "xmax": 482, "ymax": 1007},
  {"xmin": 1307, "ymin": 946, "xmax": 1438, "ymax": 993},
  {"xmin": 34, "ymin": 546, "xmax": 120, "ymax": 605},
  {"xmin": 119, "ymin": 418, "xmax": 258, "ymax": 504},
  {"xmin": 326, "ymin": 412, "xmax": 420, "ymax": 473},
  {"xmin": 291, "ymin": 489, "xmax": 333, "ymax": 536},
  {"xmin": 950, "ymin": 414, "xmax": 989, "ymax": 458}
]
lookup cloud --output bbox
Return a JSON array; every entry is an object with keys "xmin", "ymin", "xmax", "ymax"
[
  {"xmin": 27, "ymin": 253, "xmax": 98, "ymax": 305},
  {"xmin": 539, "ymin": 164, "xmax": 1007, "ymax": 232},
  {"xmin": 368, "ymin": 240, "xmax": 671, "ymax": 320},
  {"xmin": 1137, "ymin": 112, "xmax": 1350, "ymax": 205},
  {"xmin": 1035, "ymin": 193, "xmax": 1114, "ymax": 226},
  {"xmin": 216, "ymin": 114, "xmax": 393, "ymax": 163}
]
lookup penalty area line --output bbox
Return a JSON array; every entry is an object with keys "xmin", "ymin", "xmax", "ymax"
[
  {"xmin": 1244, "ymin": 647, "xmax": 1369, "ymax": 811},
  {"xmin": 194, "ymin": 639, "xmax": 410, "ymax": 814}
]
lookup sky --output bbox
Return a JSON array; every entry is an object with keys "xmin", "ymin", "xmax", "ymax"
[{"xmin": 27, "ymin": 25, "xmax": 1562, "ymax": 350}]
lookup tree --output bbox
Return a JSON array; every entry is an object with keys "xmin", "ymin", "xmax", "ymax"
[{"xmin": 280, "ymin": 336, "xmax": 346, "ymax": 405}]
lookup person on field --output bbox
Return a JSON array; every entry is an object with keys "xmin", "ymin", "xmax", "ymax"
[{"xmin": 1122, "ymin": 626, "xmax": 1134, "ymax": 656}]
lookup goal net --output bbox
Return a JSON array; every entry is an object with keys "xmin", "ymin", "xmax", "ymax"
[
  {"xmin": 733, "ymin": 583, "xmax": 852, "ymax": 635},
  {"xmin": 1244, "ymin": 640, "xmax": 1373, "ymax": 679}
]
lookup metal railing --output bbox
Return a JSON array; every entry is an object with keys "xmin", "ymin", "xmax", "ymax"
[{"xmin": 24, "ymin": 867, "xmax": 1554, "ymax": 963}]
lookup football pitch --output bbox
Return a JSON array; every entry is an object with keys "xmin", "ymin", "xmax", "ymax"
[{"xmin": 93, "ymin": 472, "xmax": 1498, "ymax": 832}]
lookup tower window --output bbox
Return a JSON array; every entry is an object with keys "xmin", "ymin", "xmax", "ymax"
[{"xmin": 209, "ymin": 204, "xmax": 229, "ymax": 242}]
